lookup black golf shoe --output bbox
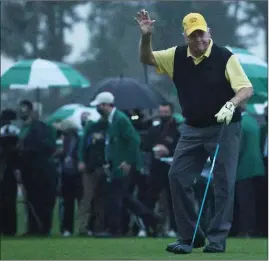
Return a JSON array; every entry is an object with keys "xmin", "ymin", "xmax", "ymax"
[
  {"xmin": 166, "ymin": 237, "xmax": 205, "ymax": 253},
  {"xmin": 203, "ymin": 242, "xmax": 225, "ymax": 253}
]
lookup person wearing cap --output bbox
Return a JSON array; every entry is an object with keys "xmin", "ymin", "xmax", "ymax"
[
  {"xmin": 90, "ymin": 92, "xmax": 157, "ymax": 236},
  {"xmin": 90, "ymin": 92, "xmax": 143, "ymax": 180},
  {"xmin": 136, "ymin": 10, "xmax": 253, "ymax": 253}
]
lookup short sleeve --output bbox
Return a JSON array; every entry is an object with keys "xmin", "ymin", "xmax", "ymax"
[
  {"xmin": 225, "ymin": 55, "xmax": 252, "ymax": 92},
  {"xmin": 152, "ymin": 47, "xmax": 176, "ymax": 78}
]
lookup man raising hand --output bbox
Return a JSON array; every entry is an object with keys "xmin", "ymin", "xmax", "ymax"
[{"xmin": 136, "ymin": 9, "xmax": 253, "ymax": 254}]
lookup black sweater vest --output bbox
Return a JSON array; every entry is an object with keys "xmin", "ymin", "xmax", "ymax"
[{"xmin": 173, "ymin": 44, "xmax": 241, "ymax": 127}]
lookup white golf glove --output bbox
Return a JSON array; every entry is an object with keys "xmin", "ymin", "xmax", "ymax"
[{"xmin": 215, "ymin": 101, "xmax": 235, "ymax": 125}]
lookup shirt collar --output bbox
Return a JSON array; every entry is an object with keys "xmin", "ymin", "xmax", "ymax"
[
  {"xmin": 108, "ymin": 107, "xmax": 116, "ymax": 123},
  {"xmin": 187, "ymin": 39, "xmax": 213, "ymax": 59}
]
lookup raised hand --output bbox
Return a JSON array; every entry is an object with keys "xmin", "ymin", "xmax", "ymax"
[{"xmin": 135, "ymin": 9, "xmax": 156, "ymax": 35}]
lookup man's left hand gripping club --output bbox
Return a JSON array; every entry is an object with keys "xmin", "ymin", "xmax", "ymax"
[{"xmin": 215, "ymin": 101, "xmax": 235, "ymax": 125}]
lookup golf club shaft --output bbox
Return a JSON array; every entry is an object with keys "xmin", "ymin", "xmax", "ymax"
[{"xmin": 17, "ymin": 183, "xmax": 44, "ymax": 232}]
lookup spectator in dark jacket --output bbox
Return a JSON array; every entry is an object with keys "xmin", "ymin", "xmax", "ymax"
[
  {"xmin": 18, "ymin": 100, "xmax": 57, "ymax": 236},
  {"xmin": 77, "ymin": 119, "xmax": 108, "ymax": 236},
  {"xmin": 59, "ymin": 121, "xmax": 82, "ymax": 237},
  {"xmin": 142, "ymin": 103, "xmax": 180, "ymax": 237},
  {"xmin": 0, "ymin": 109, "xmax": 19, "ymax": 236}
]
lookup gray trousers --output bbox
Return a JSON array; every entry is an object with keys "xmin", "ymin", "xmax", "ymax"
[{"xmin": 168, "ymin": 122, "xmax": 241, "ymax": 248}]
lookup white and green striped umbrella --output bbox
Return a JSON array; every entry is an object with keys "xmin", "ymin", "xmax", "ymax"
[
  {"xmin": 0, "ymin": 58, "xmax": 90, "ymax": 89},
  {"xmin": 246, "ymin": 102, "xmax": 268, "ymax": 115},
  {"xmin": 225, "ymin": 46, "xmax": 267, "ymax": 103},
  {"xmin": 46, "ymin": 104, "xmax": 100, "ymax": 129}
]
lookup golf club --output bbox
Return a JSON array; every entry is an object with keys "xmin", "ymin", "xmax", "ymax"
[
  {"xmin": 17, "ymin": 183, "xmax": 44, "ymax": 232},
  {"xmin": 180, "ymin": 124, "xmax": 225, "ymax": 254}
]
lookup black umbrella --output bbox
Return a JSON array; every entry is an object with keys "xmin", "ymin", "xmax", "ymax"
[
  {"xmin": 150, "ymin": 86, "xmax": 168, "ymax": 104},
  {"xmin": 91, "ymin": 76, "xmax": 162, "ymax": 110}
]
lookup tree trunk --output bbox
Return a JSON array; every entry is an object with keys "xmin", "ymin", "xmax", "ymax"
[{"xmin": 46, "ymin": 3, "xmax": 56, "ymax": 60}]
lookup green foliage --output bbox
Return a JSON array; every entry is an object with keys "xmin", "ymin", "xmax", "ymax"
[
  {"xmin": 1, "ymin": 1, "xmax": 82, "ymax": 61},
  {"xmin": 76, "ymin": 1, "xmax": 147, "ymax": 87},
  {"xmin": 239, "ymin": 1, "xmax": 268, "ymax": 59}
]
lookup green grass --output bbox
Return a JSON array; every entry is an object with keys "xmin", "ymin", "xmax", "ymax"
[
  {"xmin": 1, "ymin": 199, "xmax": 267, "ymax": 260},
  {"xmin": 1, "ymin": 237, "xmax": 268, "ymax": 260}
]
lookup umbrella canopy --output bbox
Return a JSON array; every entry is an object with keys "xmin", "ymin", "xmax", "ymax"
[
  {"xmin": 225, "ymin": 46, "xmax": 268, "ymax": 103},
  {"xmin": 149, "ymin": 86, "xmax": 168, "ymax": 104},
  {"xmin": 1, "ymin": 58, "xmax": 90, "ymax": 90},
  {"xmin": 46, "ymin": 104, "xmax": 100, "ymax": 129},
  {"xmin": 246, "ymin": 102, "xmax": 268, "ymax": 115},
  {"xmin": 92, "ymin": 77, "xmax": 161, "ymax": 110}
]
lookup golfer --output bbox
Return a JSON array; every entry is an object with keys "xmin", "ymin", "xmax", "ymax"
[{"xmin": 136, "ymin": 10, "xmax": 253, "ymax": 254}]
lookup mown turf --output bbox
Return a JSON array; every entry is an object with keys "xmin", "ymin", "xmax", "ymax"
[
  {"xmin": 2, "ymin": 199, "xmax": 267, "ymax": 260},
  {"xmin": 1, "ymin": 237, "xmax": 268, "ymax": 260}
]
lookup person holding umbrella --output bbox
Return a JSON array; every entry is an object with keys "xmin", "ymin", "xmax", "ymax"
[{"xmin": 136, "ymin": 10, "xmax": 253, "ymax": 253}]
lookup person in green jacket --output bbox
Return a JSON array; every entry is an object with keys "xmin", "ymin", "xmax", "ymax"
[
  {"xmin": 233, "ymin": 110, "xmax": 265, "ymax": 237},
  {"xmin": 90, "ymin": 92, "xmax": 158, "ymax": 236},
  {"xmin": 257, "ymin": 105, "xmax": 268, "ymax": 237},
  {"xmin": 260, "ymin": 105, "xmax": 268, "ymax": 175},
  {"xmin": 90, "ymin": 93, "xmax": 143, "ymax": 179}
]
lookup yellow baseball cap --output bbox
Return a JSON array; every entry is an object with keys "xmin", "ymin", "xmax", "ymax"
[{"xmin": 182, "ymin": 13, "xmax": 207, "ymax": 36}]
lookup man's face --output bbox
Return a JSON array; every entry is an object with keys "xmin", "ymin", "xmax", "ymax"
[
  {"xmin": 159, "ymin": 105, "xmax": 172, "ymax": 122},
  {"xmin": 19, "ymin": 105, "xmax": 30, "ymax": 121},
  {"xmin": 185, "ymin": 30, "xmax": 210, "ymax": 55},
  {"xmin": 96, "ymin": 104, "xmax": 108, "ymax": 117}
]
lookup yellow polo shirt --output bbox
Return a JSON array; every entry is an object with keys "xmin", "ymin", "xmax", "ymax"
[{"xmin": 152, "ymin": 40, "xmax": 252, "ymax": 93}]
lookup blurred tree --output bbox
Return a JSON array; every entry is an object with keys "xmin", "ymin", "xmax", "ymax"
[
  {"xmin": 76, "ymin": 1, "xmax": 148, "ymax": 87},
  {"xmin": 152, "ymin": 1, "xmax": 192, "ymax": 50},
  {"xmin": 1, "ymin": 1, "xmax": 82, "ymax": 61},
  {"xmin": 253, "ymin": 1, "xmax": 268, "ymax": 59},
  {"xmin": 237, "ymin": 1, "xmax": 268, "ymax": 60},
  {"xmin": 1, "ymin": 1, "xmax": 31, "ymax": 59},
  {"xmin": 192, "ymin": 1, "xmax": 242, "ymax": 47},
  {"xmin": 1, "ymin": 1, "xmax": 86, "ymax": 115},
  {"xmin": 152, "ymin": 1, "xmax": 243, "ymax": 49}
]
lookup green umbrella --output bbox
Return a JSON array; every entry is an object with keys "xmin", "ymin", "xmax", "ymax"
[
  {"xmin": 225, "ymin": 46, "xmax": 267, "ymax": 104},
  {"xmin": 46, "ymin": 104, "xmax": 100, "ymax": 129},
  {"xmin": 1, "ymin": 58, "xmax": 90, "ymax": 89}
]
